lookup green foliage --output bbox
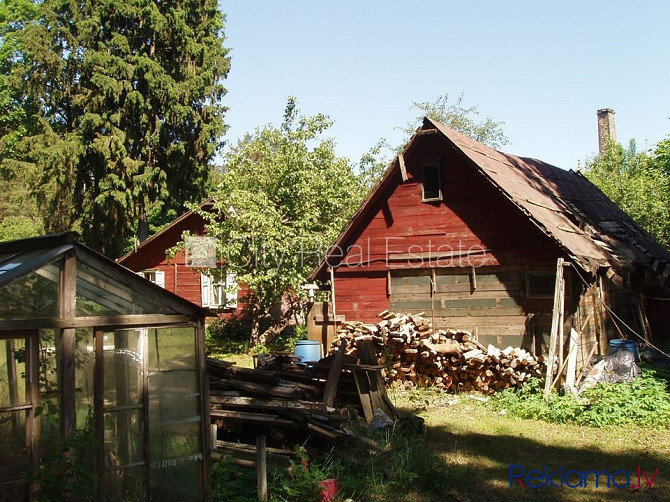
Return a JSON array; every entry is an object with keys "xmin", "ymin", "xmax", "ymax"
[
  {"xmin": 206, "ymin": 317, "xmax": 251, "ymax": 354},
  {"xmin": 29, "ymin": 432, "xmax": 98, "ymax": 501},
  {"xmin": 1, "ymin": 0, "xmax": 230, "ymax": 257},
  {"xmin": 402, "ymin": 92, "xmax": 509, "ymax": 149},
  {"xmin": 199, "ymin": 97, "xmax": 363, "ymax": 345},
  {"xmin": 360, "ymin": 92, "xmax": 509, "ymax": 189},
  {"xmin": 210, "ymin": 423, "xmax": 453, "ymax": 502},
  {"xmin": 582, "ymin": 139, "xmax": 670, "ymax": 249},
  {"xmin": 490, "ymin": 369, "xmax": 670, "ymax": 428}
]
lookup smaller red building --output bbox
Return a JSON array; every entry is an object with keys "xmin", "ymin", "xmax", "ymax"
[{"xmin": 117, "ymin": 199, "xmax": 246, "ymax": 316}]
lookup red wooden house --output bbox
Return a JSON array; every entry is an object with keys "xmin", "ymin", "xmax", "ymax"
[
  {"xmin": 118, "ymin": 199, "xmax": 246, "ymax": 316},
  {"xmin": 310, "ymin": 118, "xmax": 670, "ymax": 366}
]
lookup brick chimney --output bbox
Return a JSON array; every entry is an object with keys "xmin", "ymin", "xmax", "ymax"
[{"xmin": 597, "ymin": 108, "xmax": 616, "ymax": 155}]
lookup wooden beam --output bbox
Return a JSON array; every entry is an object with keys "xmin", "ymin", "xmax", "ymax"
[
  {"xmin": 544, "ymin": 258, "xmax": 565, "ymax": 399},
  {"xmin": 94, "ymin": 329, "xmax": 105, "ymax": 501},
  {"xmin": 415, "ymin": 128, "xmax": 438, "ymax": 136},
  {"xmin": 196, "ymin": 319, "xmax": 211, "ymax": 500},
  {"xmin": 0, "ymin": 314, "xmax": 193, "ymax": 331},
  {"xmin": 398, "ymin": 154, "xmax": 408, "ymax": 182},
  {"xmin": 59, "ymin": 251, "xmax": 76, "ymax": 438},
  {"xmin": 330, "ymin": 267, "xmax": 337, "ymax": 325},
  {"xmin": 257, "ymin": 435, "xmax": 268, "ymax": 502},
  {"xmin": 322, "ymin": 339, "xmax": 346, "ymax": 408},
  {"xmin": 564, "ymin": 327, "xmax": 579, "ymax": 389}
]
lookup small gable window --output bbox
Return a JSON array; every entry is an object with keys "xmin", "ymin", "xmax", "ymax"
[{"xmin": 421, "ymin": 163, "xmax": 442, "ymax": 201}]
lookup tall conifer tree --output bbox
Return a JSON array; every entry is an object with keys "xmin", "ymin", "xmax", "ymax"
[{"xmin": 11, "ymin": 0, "xmax": 229, "ymax": 256}]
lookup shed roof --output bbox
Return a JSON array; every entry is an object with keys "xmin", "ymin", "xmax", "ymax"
[{"xmin": 311, "ymin": 118, "xmax": 670, "ymax": 280}]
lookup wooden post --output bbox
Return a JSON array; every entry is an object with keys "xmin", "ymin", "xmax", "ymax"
[
  {"xmin": 256, "ymin": 435, "xmax": 268, "ymax": 502},
  {"xmin": 94, "ymin": 329, "xmax": 105, "ymax": 501},
  {"xmin": 430, "ymin": 269, "xmax": 436, "ymax": 330},
  {"xmin": 195, "ymin": 319, "xmax": 212, "ymax": 500},
  {"xmin": 329, "ymin": 267, "xmax": 337, "ymax": 324},
  {"xmin": 59, "ymin": 250, "xmax": 77, "ymax": 438},
  {"xmin": 544, "ymin": 258, "xmax": 565, "ymax": 399},
  {"xmin": 564, "ymin": 327, "xmax": 579, "ymax": 389},
  {"xmin": 322, "ymin": 339, "xmax": 346, "ymax": 408}
]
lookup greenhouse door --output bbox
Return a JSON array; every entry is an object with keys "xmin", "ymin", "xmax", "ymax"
[
  {"xmin": 0, "ymin": 332, "xmax": 38, "ymax": 501},
  {"xmin": 97, "ymin": 329, "xmax": 148, "ymax": 502}
]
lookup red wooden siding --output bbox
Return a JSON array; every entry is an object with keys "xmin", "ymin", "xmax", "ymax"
[
  {"xmin": 330, "ymin": 134, "xmax": 565, "ymax": 344},
  {"xmin": 118, "ymin": 211, "xmax": 248, "ymax": 315}
]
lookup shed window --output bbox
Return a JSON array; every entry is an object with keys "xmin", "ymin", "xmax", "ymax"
[
  {"xmin": 526, "ymin": 271, "xmax": 556, "ymax": 298},
  {"xmin": 201, "ymin": 272, "xmax": 237, "ymax": 309},
  {"xmin": 421, "ymin": 163, "xmax": 442, "ymax": 201}
]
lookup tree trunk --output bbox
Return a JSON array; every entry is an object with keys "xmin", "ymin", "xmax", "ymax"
[{"xmin": 138, "ymin": 199, "xmax": 149, "ymax": 243}]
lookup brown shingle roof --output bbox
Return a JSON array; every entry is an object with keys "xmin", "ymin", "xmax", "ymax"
[
  {"xmin": 429, "ymin": 118, "xmax": 670, "ymax": 272},
  {"xmin": 310, "ymin": 118, "xmax": 670, "ymax": 280}
]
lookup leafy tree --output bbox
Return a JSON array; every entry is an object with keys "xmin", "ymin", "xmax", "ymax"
[
  {"xmin": 401, "ymin": 92, "xmax": 509, "ymax": 149},
  {"xmin": 582, "ymin": 139, "xmax": 670, "ymax": 249},
  {"xmin": 3, "ymin": 0, "xmax": 229, "ymax": 257},
  {"xmin": 197, "ymin": 98, "xmax": 363, "ymax": 346},
  {"xmin": 359, "ymin": 92, "xmax": 509, "ymax": 189}
]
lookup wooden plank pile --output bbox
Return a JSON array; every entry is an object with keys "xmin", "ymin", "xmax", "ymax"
[
  {"xmin": 329, "ymin": 310, "xmax": 545, "ymax": 394},
  {"xmin": 207, "ymin": 353, "xmax": 402, "ymax": 464}
]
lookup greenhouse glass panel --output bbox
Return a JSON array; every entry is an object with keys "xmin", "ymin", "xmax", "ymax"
[
  {"xmin": 0, "ymin": 263, "xmax": 59, "ymax": 320},
  {"xmin": 148, "ymin": 327, "xmax": 201, "ymax": 501}
]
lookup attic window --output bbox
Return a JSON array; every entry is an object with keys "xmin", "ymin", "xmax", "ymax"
[{"xmin": 421, "ymin": 163, "xmax": 442, "ymax": 201}]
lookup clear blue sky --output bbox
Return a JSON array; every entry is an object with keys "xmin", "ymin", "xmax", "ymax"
[{"xmin": 220, "ymin": 1, "xmax": 670, "ymax": 170}]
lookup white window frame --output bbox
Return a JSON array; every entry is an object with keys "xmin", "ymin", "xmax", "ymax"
[
  {"xmin": 139, "ymin": 269, "xmax": 165, "ymax": 288},
  {"xmin": 201, "ymin": 272, "xmax": 237, "ymax": 309}
]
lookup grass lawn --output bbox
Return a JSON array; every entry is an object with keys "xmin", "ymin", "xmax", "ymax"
[{"xmin": 389, "ymin": 389, "xmax": 670, "ymax": 502}]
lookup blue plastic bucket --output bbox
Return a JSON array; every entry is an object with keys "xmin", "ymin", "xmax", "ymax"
[
  {"xmin": 294, "ymin": 340, "xmax": 321, "ymax": 362},
  {"xmin": 609, "ymin": 339, "xmax": 640, "ymax": 363}
]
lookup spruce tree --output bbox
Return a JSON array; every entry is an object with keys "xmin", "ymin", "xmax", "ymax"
[{"xmin": 10, "ymin": 0, "xmax": 229, "ymax": 257}]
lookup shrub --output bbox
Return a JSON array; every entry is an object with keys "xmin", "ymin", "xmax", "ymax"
[{"xmin": 490, "ymin": 368, "xmax": 670, "ymax": 428}]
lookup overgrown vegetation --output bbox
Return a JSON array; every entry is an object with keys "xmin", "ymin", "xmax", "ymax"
[
  {"xmin": 490, "ymin": 367, "xmax": 670, "ymax": 428},
  {"xmin": 206, "ymin": 317, "xmax": 307, "ymax": 359},
  {"xmin": 29, "ymin": 432, "xmax": 98, "ymax": 501},
  {"xmin": 212, "ymin": 419, "xmax": 452, "ymax": 502}
]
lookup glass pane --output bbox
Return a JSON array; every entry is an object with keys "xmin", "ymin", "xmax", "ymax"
[
  {"xmin": 0, "ymin": 338, "xmax": 27, "ymax": 407},
  {"xmin": 103, "ymin": 330, "xmax": 143, "ymax": 407},
  {"xmin": 102, "ymin": 465, "xmax": 143, "ymax": 502},
  {"xmin": 0, "ymin": 263, "xmax": 58, "ymax": 320},
  {"xmin": 148, "ymin": 327, "xmax": 201, "ymax": 501},
  {"xmin": 38, "ymin": 330, "xmax": 59, "ymax": 440},
  {"xmin": 75, "ymin": 329, "xmax": 95, "ymax": 431},
  {"xmin": 0, "ymin": 410, "xmax": 29, "ymax": 482},
  {"xmin": 104, "ymin": 409, "xmax": 142, "ymax": 468},
  {"xmin": 148, "ymin": 327, "xmax": 196, "ymax": 371},
  {"xmin": 76, "ymin": 261, "xmax": 178, "ymax": 316}
]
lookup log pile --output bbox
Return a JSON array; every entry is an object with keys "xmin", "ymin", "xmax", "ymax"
[{"xmin": 329, "ymin": 310, "xmax": 545, "ymax": 394}]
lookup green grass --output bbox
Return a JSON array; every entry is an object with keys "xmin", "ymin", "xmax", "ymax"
[
  {"xmin": 211, "ymin": 386, "xmax": 670, "ymax": 501},
  {"xmin": 390, "ymin": 388, "xmax": 670, "ymax": 502}
]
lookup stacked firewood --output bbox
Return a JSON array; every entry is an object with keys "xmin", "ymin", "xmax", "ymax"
[{"xmin": 329, "ymin": 310, "xmax": 545, "ymax": 394}]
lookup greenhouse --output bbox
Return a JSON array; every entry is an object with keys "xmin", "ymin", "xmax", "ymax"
[{"xmin": 0, "ymin": 233, "xmax": 210, "ymax": 501}]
